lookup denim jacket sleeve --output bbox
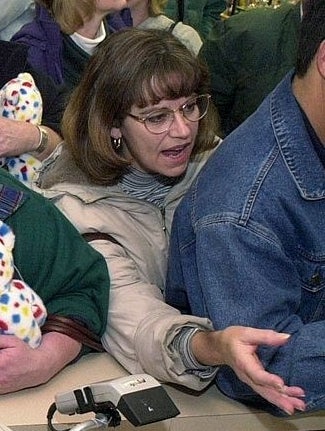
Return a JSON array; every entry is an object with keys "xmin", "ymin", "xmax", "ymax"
[{"xmin": 166, "ymin": 214, "xmax": 325, "ymax": 409}]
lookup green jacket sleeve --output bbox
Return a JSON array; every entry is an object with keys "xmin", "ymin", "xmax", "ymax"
[
  {"xmin": 5, "ymin": 182, "xmax": 109, "ymax": 340},
  {"xmin": 201, "ymin": 20, "xmax": 239, "ymax": 135}
]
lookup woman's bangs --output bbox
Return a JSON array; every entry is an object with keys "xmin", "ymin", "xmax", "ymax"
[{"xmin": 135, "ymin": 60, "xmax": 200, "ymax": 107}]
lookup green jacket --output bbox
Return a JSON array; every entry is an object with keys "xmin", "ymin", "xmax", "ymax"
[
  {"xmin": 201, "ymin": 2, "xmax": 301, "ymax": 135},
  {"xmin": 164, "ymin": 0, "xmax": 224, "ymax": 39},
  {"xmin": 0, "ymin": 168, "xmax": 109, "ymax": 347}
]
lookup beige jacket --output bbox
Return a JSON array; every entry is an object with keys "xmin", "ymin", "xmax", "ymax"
[{"xmin": 35, "ymin": 145, "xmax": 215, "ymax": 390}]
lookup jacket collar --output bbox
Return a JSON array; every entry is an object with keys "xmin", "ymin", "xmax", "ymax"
[
  {"xmin": 38, "ymin": 143, "xmax": 215, "ymax": 204},
  {"xmin": 271, "ymin": 71, "xmax": 325, "ymax": 200}
]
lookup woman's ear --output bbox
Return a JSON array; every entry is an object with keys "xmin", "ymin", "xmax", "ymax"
[
  {"xmin": 110, "ymin": 127, "xmax": 122, "ymax": 140},
  {"xmin": 316, "ymin": 40, "xmax": 325, "ymax": 79},
  {"xmin": 110, "ymin": 127, "xmax": 123, "ymax": 151}
]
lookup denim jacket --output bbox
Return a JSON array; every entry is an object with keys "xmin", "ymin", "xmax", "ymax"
[{"xmin": 166, "ymin": 72, "xmax": 325, "ymax": 415}]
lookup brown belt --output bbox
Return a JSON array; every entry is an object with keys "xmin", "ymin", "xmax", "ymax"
[{"xmin": 42, "ymin": 314, "xmax": 104, "ymax": 352}]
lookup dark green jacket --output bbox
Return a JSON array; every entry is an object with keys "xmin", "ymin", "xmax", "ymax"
[
  {"xmin": 201, "ymin": 2, "xmax": 301, "ymax": 135},
  {"xmin": 164, "ymin": 0, "xmax": 224, "ymax": 40},
  {"xmin": 0, "ymin": 168, "xmax": 109, "ymax": 347}
]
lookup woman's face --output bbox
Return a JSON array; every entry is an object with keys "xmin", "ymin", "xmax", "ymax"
[
  {"xmin": 95, "ymin": 0, "xmax": 128, "ymax": 13},
  {"xmin": 112, "ymin": 96, "xmax": 199, "ymax": 177}
]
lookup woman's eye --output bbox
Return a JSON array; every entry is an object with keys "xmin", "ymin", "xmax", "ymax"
[
  {"xmin": 147, "ymin": 112, "xmax": 169, "ymax": 124},
  {"xmin": 183, "ymin": 102, "xmax": 197, "ymax": 114}
]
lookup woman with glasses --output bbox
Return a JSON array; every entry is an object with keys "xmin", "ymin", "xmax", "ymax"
[{"xmin": 36, "ymin": 28, "xmax": 304, "ymax": 413}]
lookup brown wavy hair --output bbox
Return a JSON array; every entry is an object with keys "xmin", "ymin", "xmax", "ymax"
[{"xmin": 62, "ymin": 28, "xmax": 219, "ymax": 186}]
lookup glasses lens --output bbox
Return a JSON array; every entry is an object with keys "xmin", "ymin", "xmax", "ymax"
[
  {"xmin": 142, "ymin": 94, "xmax": 210, "ymax": 134},
  {"xmin": 144, "ymin": 110, "xmax": 173, "ymax": 134},
  {"xmin": 183, "ymin": 95, "xmax": 210, "ymax": 122}
]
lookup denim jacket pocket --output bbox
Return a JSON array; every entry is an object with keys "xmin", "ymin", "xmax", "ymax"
[{"xmin": 295, "ymin": 255, "xmax": 325, "ymax": 323}]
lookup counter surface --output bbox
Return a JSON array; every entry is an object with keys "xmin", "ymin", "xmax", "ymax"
[{"xmin": 0, "ymin": 353, "xmax": 324, "ymax": 431}]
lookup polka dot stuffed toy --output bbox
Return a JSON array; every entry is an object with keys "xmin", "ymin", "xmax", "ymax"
[
  {"xmin": 0, "ymin": 72, "xmax": 43, "ymax": 187},
  {"xmin": 0, "ymin": 220, "xmax": 47, "ymax": 348}
]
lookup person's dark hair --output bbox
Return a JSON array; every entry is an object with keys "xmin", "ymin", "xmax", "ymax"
[
  {"xmin": 62, "ymin": 28, "xmax": 219, "ymax": 186},
  {"xmin": 296, "ymin": 0, "xmax": 325, "ymax": 77}
]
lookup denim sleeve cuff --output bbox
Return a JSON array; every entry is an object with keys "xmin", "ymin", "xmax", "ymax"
[{"xmin": 172, "ymin": 326, "xmax": 218, "ymax": 379}]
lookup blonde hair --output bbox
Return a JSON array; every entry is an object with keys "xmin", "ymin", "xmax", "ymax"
[
  {"xmin": 149, "ymin": 0, "xmax": 168, "ymax": 16},
  {"xmin": 36, "ymin": 0, "xmax": 96, "ymax": 34}
]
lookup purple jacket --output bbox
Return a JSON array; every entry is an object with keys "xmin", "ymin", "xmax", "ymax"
[{"xmin": 11, "ymin": 5, "xmax": 132, "ymax": 85}]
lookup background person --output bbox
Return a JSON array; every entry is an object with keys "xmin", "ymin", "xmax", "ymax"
[
  {"xmin": 0, "ymin": 163, "xmax": 109, "ymax": 394},
  {"xmin": 36, "ymin": 28, "xmax": 305, "ymax": 415},
  {"xmin": 164, "ymin": 0, "xmax": 225, "ymax": 40},
  {"xmin": 0, "ymin": 0, "xmax": 35, "ymax": 41},
  {"xmin": 0, "ymin": 40, "xmax": 64, "ymax": 175},
  {"xmin": 11, "ymin": 0, "xmax": 131, "ymax": 91},
  {"xmin": 128, "ymin": 0, "xmax": 202, "ymax": 55},
  {"xmin": 201, "ymin": 0, "xmax": 301, "ymax": 136},
  {"xmin": 166, "ymin": 0, "xmax": 325, "ymax": 416}
]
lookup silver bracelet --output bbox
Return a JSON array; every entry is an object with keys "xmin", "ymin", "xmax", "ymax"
[{"xmin": 34, "ymin": 125, "xmax": 49, "ymax": 154}]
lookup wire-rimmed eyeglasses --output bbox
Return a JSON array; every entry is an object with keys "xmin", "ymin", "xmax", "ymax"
[{"xmin": 127, "ymin": 94, "xmax": 211, "ymax": 134}]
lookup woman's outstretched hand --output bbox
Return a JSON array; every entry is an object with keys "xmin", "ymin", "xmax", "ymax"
[{"xmin": 191, "ymin": 326, "xmax": 306, "ymax": 415}]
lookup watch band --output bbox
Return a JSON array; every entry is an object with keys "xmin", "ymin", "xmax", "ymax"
[{"xmin": 35, "ymin": 125, "xmax": 49, "ymax": 154}]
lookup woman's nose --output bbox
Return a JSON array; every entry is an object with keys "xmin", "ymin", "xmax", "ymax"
[{"xmin": 168, "ymin": 111, "xmax": 191, "ymax": 138}]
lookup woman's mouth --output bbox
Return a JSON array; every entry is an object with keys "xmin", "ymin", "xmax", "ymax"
[{"xmin": 161, "ymin": 144, "xmax": 191, "ymax": 159}]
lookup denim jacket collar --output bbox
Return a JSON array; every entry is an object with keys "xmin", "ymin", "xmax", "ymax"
[{"xmin": 271, "ymin": 72, "xmax": 325, "ymax": 200}]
